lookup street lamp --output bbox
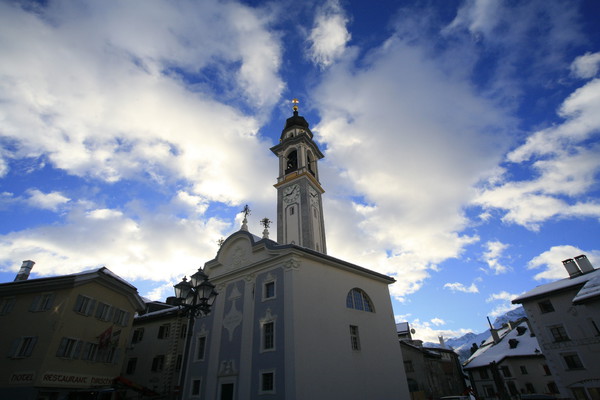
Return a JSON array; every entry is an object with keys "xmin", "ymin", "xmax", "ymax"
[{"xmin": 174, "ymin": 267, "xmax": 218, "ymax": 399}]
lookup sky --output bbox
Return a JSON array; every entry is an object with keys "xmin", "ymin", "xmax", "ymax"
[{"xmin": 1, "ymin": 0, "xmax": 600, "ymax": 342}]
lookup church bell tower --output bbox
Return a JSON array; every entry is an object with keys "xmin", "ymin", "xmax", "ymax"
[{"xmin": 270, "ymin": 100, "xmax": 327, "ymax": 254}]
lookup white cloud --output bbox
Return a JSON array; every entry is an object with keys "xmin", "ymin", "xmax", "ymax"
[
  {"xmin": 0, "ymin": 195, "xmax": 231, "ymax": 282},
  {"xmin": 527, "ymin": 245, "xmax": 600, "ymax": 281},
  {"xmin": 571, "ymin": 52, "xmax": 600, "ymax": 79},
  {"xmin": 444, "ymin": 282, "xmax": 479, "ymax": 293},
  {"xmin": 306, "ymin": 0, "xmax": 351, "ymax": 68},
  {"xmin": 474, "ymin": 79, "xmax": 600, "ymax": 229},
  {"xmin": 400, "ymin": 317, "xmax": 473, "ymax": 344},
  {"xmin": 26, "ymin": 189, "xmax": 70, "ymax": 211},
  {"xmin": 482, "ymin": 240, "xmax": 509, "ymax": 274},
  {"xmin": 486, "ymin": 291, "xmax": 521, "ymax": 317},
  {"xmin": 313, "ymin": 29, "xmax": 509, "ymax": 297},
  {"xmin": 0, "ymin": 0, "xmax": 282, "ymax": 205}
]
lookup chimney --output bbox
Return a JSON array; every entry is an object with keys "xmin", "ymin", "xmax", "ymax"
[
  {"xmin": 438, "ymin": 335, "xmax": 447, "ymax": 349},
  {"xmin": 575, "ymin": 254, "xmax": 595, "ymax": 274},
  {"xmin": 563, "ymin": 258, "xmax": 582, "ymax": 278},
  {"xmin": 487, "ymin": 316, "xmax": 500, "ymax": 344},
  {"xmin": 14, "ymin": 260, "xmax": 35, "ymax": 281}
]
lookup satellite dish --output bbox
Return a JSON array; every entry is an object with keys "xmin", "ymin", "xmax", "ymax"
[{"xmin": 410, "ymin": 328, "xmax": 416, "ymax": 334}]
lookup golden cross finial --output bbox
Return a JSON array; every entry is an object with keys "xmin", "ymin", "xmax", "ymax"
[{"xmin": 292, "ymin": 98, "xmax": 299, "ymax": 112}]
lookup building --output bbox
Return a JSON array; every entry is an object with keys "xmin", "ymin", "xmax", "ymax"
[
  {"xmin": 463, "ymin": 319, "xmax": 557, "ymax": 400},
  {"xmin": 179, "ymin": 105, "xmax": 409, "ymax": 399},
  {"xmin": 512, "ymin": 255, "xmax": 600, "ymax": 400},
  {"xmin": 0, "ymin": 262, "xmax": 145, "ymax": 400},
  {"xmin": 397, "ymin": 323, "xmax": 467, "ymax": 400},
  {"xmin": 120, "ymin": 300, "xmax": 186, "ymax": 399}
]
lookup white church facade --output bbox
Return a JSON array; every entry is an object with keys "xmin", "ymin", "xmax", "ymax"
[{"xmin": 181, "ymin": 104, "xmax": 409, "ymax": 399}]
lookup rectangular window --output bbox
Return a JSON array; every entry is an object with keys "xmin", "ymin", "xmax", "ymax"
[
  {"xmin": 73, "ymin": 295, "xmax": 95, "ymax": 315},
  {"xmin": 500, "ymin": 366, "xmax": 512, "ymax": 377},
  {"xmin": 95, "ymin": 302, "xmax": 114, "ymax": 321},
  {"xmin": 289, "ymin": 206, "xmax": 294, "ymax": 215},
  {"xmin": 538, "ymin": 299, "xmax": 555, "ymax": 313},
  {"xmin": 113, "ymin": 309, "xmax": 130, "ymax": 326},
  {"xmin": 548, "ymin": 382, "xmax": 559, "ymax": 394},
  {"xmin": 562, "ymin": 353, "xmax": 584, "ymax": 370},
  {"xmin": 549, "ymin": 325, "xmax": 570, "ymax": 342},
  {"xmin": 264, "ymin": 281, "xmax": 275, "ymax": 299},
  {"xmin": 151, "ymin": 355, "xmax": 165, "ymax": 372},
  {"xmin": 543, "ymin": 364, "xmax": 552, "ymax": 375},
  {"xmin": 0, "ymin": 297, "xmax": 16, "ymax": 315},
  {"xmin": 131, "ymin": 328, "xmax": 144, "ymax": 343},
  {"xmin": 525, "ymin": 383, "xmax": 535, "ymax": 393},
  {"xmin": 97, "ymin": 346, "xmax": 118, "ymax": 364},
  {"xmin": 350, "ymin": 325, "xmax": 360, "ymax": 351},
  {"xmin": 10, "ymin": 336, "xmax": 38, "ymax": 358},
  {"xmin": 483, "ymin": 385, "xmax": 495, "ymax": 397},
  {"xmin": 591, "ymin": 319, "xmax": 600, "ymax": 336},
  {"xmin": 81, "ymin": 342, "xmax": 98, "ymax": 361},
  {"xmin": 158, "ymin": 324, "xmax": 170, "ymax": 339},
  {"xmin": 30, "ymin": 293, "xmax": 55, "ymax": 312},
  {"xmin": 260, "ymin": 372, "xmax": 275, "ymax": 393},
  {"xmin": 56, "ymin": 337, "xmax": 82, "ymax": 359},
  {"xmin": 191, "ymin": 379, "xmax": 201, "ymax": 396},
  {"xmin": 126, "ymin": 357, "xmax": 137, "ymax": 374},
  {"xmin": 263, "ymin": 322, "xmax": 275, "ymax": 350},
  {"xmin": 404, "ymin": 360, "xmax": 414, "ymax": 372},
  {"xmin": 197, "ymin": 336, "xmax": 207, "ymax": 360},
  {"xmin": 479, "ymin": 368, "xmax": 489, "ymax": 379},
  {"xmin": 520, "ymin": 365, "xmax": 528, "ymax": 375}
]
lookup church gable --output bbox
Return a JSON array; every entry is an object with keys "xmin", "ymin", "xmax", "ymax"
[{"xmin": 209, "ymin": 231, "xmax": 279, "ymax": 278}]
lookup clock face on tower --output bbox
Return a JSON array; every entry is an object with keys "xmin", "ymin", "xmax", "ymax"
[{"xmin": 283, "ymin": 184, "xmax": 300, "ymax": 203}]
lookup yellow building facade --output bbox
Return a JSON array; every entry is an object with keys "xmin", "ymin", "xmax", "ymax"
[{"xmin": 0, "ymin": 265, "xmax": 145, "ymax": 400}]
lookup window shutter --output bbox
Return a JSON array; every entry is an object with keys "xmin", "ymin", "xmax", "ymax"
[
  {"xmin": 73, "ymin": 340, "xmax": 83, "ymax": 359},
  {"xmin": 24, "ymin": 337, "xmax": 38, "ymax": 357},
  {"xmin": 95, "ymin": 303, "xmax": 105, "ymax": 319},
  {"xmin": 56, "ymin": 337, "xmax": 68, "ymax": 357},
  {"xmin": 29, "ymin": 296, "xmax": 41, "ymax": 312},
  {"xmin": 81, "ymin": 342, "xmax": 91, "ymax": 360},
  {"xmin": 74, "ymin": 295, "xmax": 84, "ymax": 312},
  {"xmin": 106, "ymin": 306, "xmax": 115, "ymax": 322},
  {"xmin": 87, "ymin": 299, "xmax": 97, "ymax": 316},
  {"xmin": 3, "ymin": 298, "xmax": 16, "ymax": 314},
  {"xmin": 44, "ymin": 294, "xmax": 56, "ymax": 310},
  {"xmin": 7, "ymin": 338, "xmax": 20, "ymax": 357},
  {"xmin": 113, "ymin": 348, "xmax": 121, "ymax": 364},
  {"xmin": 122, "ymin": 311, "xmax": 131, "ymax": 327}
]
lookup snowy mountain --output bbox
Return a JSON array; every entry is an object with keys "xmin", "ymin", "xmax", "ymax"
[{"xmin": 424, "ymin": 307, "xmax": 527, "ymax": 362}]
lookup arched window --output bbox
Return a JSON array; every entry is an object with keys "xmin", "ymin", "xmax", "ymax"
[
  {"xmin": 346, "ymin": 288, "xmax": 374, "ymax": 312},
  {"xmin": 285, "ymin": 150, "xmax": 298, "ymax": 174}
]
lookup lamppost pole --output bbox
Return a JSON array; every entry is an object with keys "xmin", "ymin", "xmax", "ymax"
[{"xmin": 173, "ymin": 268, "xmax": 217, "ymax": 400}]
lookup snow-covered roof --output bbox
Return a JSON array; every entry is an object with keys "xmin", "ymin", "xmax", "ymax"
[
  {"xmin": 463, "ymin": 321, "xmax": 542, "ymax": 369},
  {"xmin": 512, "ymin": 269, "xmax": 600, "ymax": 304},
  {"xmin": 573, "ymin": 273, "xmax": 600, "ymax": 304},
  {"xmin": 135, "ymin": 305, "xmax": 179, "ymax": 320}
]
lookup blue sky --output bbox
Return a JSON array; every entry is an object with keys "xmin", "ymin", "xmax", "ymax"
[{"xmin": 1, "ymin": 0, "xmax": 599, "ymax": 342}]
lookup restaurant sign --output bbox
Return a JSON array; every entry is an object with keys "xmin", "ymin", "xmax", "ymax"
[{"xmin": 40, "ymin": 372, "xmax": 115, "ymax": 388}]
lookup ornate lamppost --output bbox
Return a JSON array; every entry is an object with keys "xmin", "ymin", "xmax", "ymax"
[{"xmin": 173, "ymin": 268, "xmax": 218, "ymax": 399}]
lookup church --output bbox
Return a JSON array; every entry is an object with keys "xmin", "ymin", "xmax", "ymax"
[{"xmin": 182, "ymin": 103, "xmax": 409, "ymax": 399}]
